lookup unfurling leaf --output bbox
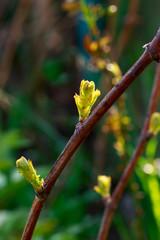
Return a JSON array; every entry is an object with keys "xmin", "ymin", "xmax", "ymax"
[
  {"xmin": 16, "ymin": 156, "xmax": 44, "ymax": 192},
  {"xmin": 149, "ymin": 112, "xmax": 160, "ymax": 136},
  {"xmin": 94, "ymin": 175, "xmax": 111, "ymax": 199},
  {"xmin": 74, "ymin": 80, "xmax": 101, "ymax": 121}
]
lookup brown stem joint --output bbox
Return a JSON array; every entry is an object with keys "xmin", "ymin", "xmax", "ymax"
[{"xmin": 145, "ymin": 28, "xmax": 160, "ymax": 62}]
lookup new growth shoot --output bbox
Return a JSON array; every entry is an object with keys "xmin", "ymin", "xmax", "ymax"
[
  {"xmin": 16, "ymin": 156, "xmax": 44, "ymax": 192},
  {"xmin": 149, "ymin": 112, "xmax": 160, "ymax": 136},
  {"xmin": 74, "ymin": 79, "xmax": 101, "ymax": 121},
  {"xmin": 94, "ymin": 175, "xmax": 111, "ymax": 199}
]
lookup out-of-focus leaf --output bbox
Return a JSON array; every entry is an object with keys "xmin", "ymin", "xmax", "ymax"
[
  {"xmin": 49, "ymin": 232, "xmax": 77, "ymax": 240},
  {"xmin": 0, "ymin": 209, "xmax": 28, "ymax": 238},
  {"xmin": 49, "ymin": 215, "xmax": 100, "ymax": 240},
  {"xmin": 113, "ymin": 213, "xmax": 134, "ymax": 240},
  {"xmin": 0, "ymin": 129, "xmax": 30, "ymax": 150},
  {"xmin": 0, "ymin": 160, "xmax": 13, "ymax": 171},
  {"xmin": 0, "ymin": 180, "xmax": 27, "ymax": 207},
  {"xmin": 33, "ymin": 218, "xmax": 58, "ymax": 236},
  {"xmin": 135, "ymin": 162, "xmax": 160, "ymax": 240},
  {"xmin": 0, "ymin": 129, "xmax": 30, "ymax": 172},
  {"xmin": 147, "ymin": 176, "xmax": 160, "ymax": 229},
  {"xmin": 8, "ymin": 96, "xmax": 66, "ymax": 155},
  {"xmin": 145, "ymin": 138, "xmax": 158, "ymax": 159},
  {"xmin": 0, "ymin": 172, "xmax": 7, "ymax": 190},
  {"xmin": 0, "ymin": 129, "xmax": 30, "ymax": 164}
]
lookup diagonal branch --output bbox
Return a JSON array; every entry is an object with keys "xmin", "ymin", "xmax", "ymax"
[
  {"xmin": 97, "ymin": 62, "xmax": 160, "ymax": 240},
  {"xmin": 21, "ymin": 28, "xmax": 160, "ymax": 240}
]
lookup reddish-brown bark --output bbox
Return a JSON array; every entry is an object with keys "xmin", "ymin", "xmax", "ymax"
[
  {"xmin": 97, "ymin": 63, "xmax": 160, "ymax": 240},
  {"xmin": 22, "ymin": 28, "xmax": 160, "ymax": 240}
]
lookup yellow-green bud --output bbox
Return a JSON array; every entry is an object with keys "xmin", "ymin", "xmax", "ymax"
[
  {"xmin": 74, "ymin": 80, "xmax": 101, "ymax": 121},
  {"xmin": 16, "ymin": 156, "xmax": 29, "ymax": 172},
  {"xmin": 94, "ymin": 175, "xmax": 111, "ymax": 199},
  {"xmin": 16, "ymin": 156, "xmax": 44, "ymax": 192},
  {"xmin": 80, "ymin": 80, "xmax": 95, "ymax": 95},
  {"xmin": 149, "ymin": 112, "xmax": 160, "ymax": 136}
]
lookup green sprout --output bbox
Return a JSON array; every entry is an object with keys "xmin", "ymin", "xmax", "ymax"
[
  {"xmin": 149, "ymin": 112, "xmax": 160, "ymax": 136},
  {"xmin": 16, "ymin": 156, "xmax": 44, "ymax": 192},
  {"xmin": 74, "ymin": 79, "xmax": 101, "ymax": 121},
  {"xmin": 94, "ymin": 175, "xmax": 111, "ymax": 199}
]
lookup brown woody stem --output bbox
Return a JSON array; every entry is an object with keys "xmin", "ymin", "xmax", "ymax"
[
  {"xmin": 97, "ymin": 63, "xmax": 160, "ymax": 240},
  {"xmin": 21, "ymin": 196, "xmax": 45, "ymax": 239},
  {"xmin": 21, "ymin": 28, "xmax": 160, "ymax": 240}
]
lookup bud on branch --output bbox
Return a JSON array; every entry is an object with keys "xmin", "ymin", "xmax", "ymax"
[
  {"xmin": 74, "ymin": 79, "xmax": 101, "ymax": 121},
  {"xmin": 149, "ymin": 112, "xmax": 160, "ymax": 136},
  {"xmin": 16, "ymin": 156, "xmax": 44, "ymax": 192},
  {"xmin": 94, "ymin": 175, "xmax": 111, "ymax": 199}
]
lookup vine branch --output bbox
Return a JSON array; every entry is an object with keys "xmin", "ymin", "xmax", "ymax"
[
  {"xmin": 97, "ymin": 62, "xmax": 160, "ymax": 240},
  {"xmin": 21, "ymin": 28, "xmax": 160, "ymax": 240}
]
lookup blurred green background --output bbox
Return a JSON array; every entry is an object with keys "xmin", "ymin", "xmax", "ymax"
[{"xmin": 0, "ymin": 0, "xmax": 160, "ymax": 239}]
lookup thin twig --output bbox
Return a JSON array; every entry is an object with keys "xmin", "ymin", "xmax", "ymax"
[
  {"xmin": 21, "ymin": 196, "xmax": 45, "ymax": 239},
  {"xmin": 97, "ymin": 63, "xmax": 160, "ymax": 240},
  {"xmin": 112, "ymin": 0, "xmax": 140, "ymax": 61},
  {"xmin": 0, "ymin": 0, "xmax": 31, "ymax": 89},
  {"xmin": 21, "ymin": 28, "xmax": 160, "ymax": 240}
]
